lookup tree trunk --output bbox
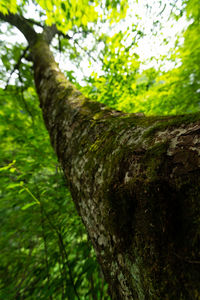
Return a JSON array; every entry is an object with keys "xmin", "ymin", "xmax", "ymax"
[
  {"xmin": 31, "ymin": 37, "xmax": 200, "ymax": 300},
  {"xmin": 1, "ymin": 15, "xmax": 200, "ymax": 298}
]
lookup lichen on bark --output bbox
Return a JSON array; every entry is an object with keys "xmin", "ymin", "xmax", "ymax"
[{"xmin": 26, "ymin": 34, "xmax": 200, "ymax": 300}]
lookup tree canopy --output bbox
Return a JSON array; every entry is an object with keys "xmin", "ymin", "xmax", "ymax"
[{"xmin": 0, "ymin": 0, "xmax": 199, "ymax": 299}]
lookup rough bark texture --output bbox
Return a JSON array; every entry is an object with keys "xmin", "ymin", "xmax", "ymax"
[
  {"xmin": 1, "ymin": 13, "xmax": 200, "ymax": 298},
  {"xmin": 30, "ymin": 37, "xmax": 200, "ymax": 300}
]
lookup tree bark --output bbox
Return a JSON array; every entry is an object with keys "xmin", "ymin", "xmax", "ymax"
[{"xmin": 2, "ymin": 15, "xmax": 200, "ymax": 299}]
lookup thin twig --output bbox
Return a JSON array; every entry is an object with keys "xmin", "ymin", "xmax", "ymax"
[
  {"xmin": 175, "ymin": 253, "xmax": 200, "ymax": 264},
  {"xmin": 5, "ymin": 46, "xmax": 29, "ymax": 89}
]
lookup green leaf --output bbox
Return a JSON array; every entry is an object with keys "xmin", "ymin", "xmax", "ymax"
[
  {"xmin": 21, "ymin": 202, "xmax": 37, "ymax": 210},
  {"xmin": 61, "ymin": 2, "xmax": 66, "ymax": 12},
  {"xmin": 7, "ymin": 182, "xmax": 21, "ymax": 189},
  {"xmin": 0, "ymin": 160, "xmax": 16, "ymax": 171}
]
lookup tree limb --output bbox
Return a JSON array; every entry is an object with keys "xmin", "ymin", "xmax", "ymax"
[
  {"xmin": 0, "ymin": 12, "xmax": 59, "ymax": 46},
  {"xmin": 0, "ymin": 12, "xmax": 37, "ymax": 46}
]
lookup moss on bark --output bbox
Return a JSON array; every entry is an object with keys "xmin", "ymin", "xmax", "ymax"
[{"xmin": 31, "ymin": 37, "xmax": 200, "ymax": 300}]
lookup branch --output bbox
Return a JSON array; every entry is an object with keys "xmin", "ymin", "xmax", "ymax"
[
  {"xmin": 56, "ymin": 30, "xmax": 97, "ymax": 63},
  {"xmin": 0, "ymin": 12, "xmax": 37, "ymax": 46},
  {"xmin": 156, "ymin": 3, "xmax": 167, "ymax": 17},
  {"xmin": 23, "ymin": 17, "xmax": 44, "ymax": 28},
  {"xmin": 73, "ymin": 38, "xmax": 98, "ymax": 63},
  {"xmin": 43, "ymin": 24, "xmax": 59, "ymax": 44},
  {"xmin": 5, "ymin": 46, "xmax": 29, "ymax": 89},
  {"xmin": 0, "ymin": 12, "xmax": 59, "ymax": 46}
]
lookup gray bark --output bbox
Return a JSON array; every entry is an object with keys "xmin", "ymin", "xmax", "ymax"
[{"xmin": 1, "ymin": 14, "xmax": 200, "ymax": 299}]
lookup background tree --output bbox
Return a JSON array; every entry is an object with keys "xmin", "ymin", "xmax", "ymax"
[{"xmin": 0, "ymin": 0, "xmax": 200, "ymax": 299}]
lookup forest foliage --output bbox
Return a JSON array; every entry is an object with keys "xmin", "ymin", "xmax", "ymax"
[{"xmin": 0, "ymin": 0, "xmax": 199, "ymax": 299}]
